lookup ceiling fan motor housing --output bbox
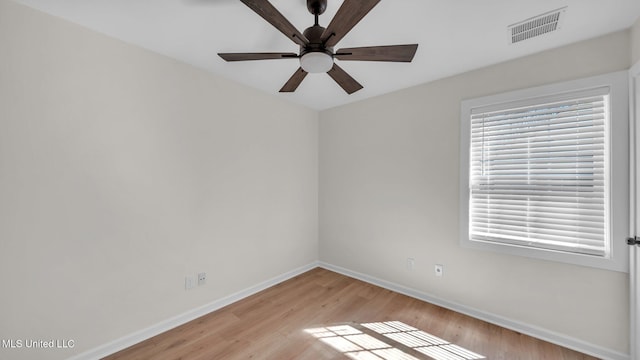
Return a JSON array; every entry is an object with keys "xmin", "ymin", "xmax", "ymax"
[{"xmin": 301, "ymin": 25, "xmax": 333, "ymax": 55}]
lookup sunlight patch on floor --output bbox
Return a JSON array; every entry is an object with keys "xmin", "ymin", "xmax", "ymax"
[{"xmin": 305, "ymin": 321, "xmax": 485, "ymax": 360}]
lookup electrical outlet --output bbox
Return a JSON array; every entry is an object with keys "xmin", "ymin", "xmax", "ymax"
[
  {"xmin": 435, "ymin": 264, "xmax": 444, "ymax": 277},
  {"xmin": 198, "ymin": 272, "xmax": 206, "ymax": 286},
  {"xmin": 185, "ymin": 276, "xmax": 196, "ymax": 290},
  {"xmin": 406, "ymin": 258, "xmax": 415, "ymax": 271}
]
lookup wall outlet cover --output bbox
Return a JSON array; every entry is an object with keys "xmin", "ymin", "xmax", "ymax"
[
  {"xmin": 406, "ymin": 258, "xmax": 415, "ymax": 271},
  {"xmin": 185, "ymin": 276, "xmax": 196, "ymax": 290}
]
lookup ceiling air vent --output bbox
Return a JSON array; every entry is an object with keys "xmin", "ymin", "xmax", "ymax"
[{"xmin": 508, "ymin": 7, "xmax": 566, "ymax": 44}]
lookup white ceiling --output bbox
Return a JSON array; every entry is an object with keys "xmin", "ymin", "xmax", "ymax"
[{"xmin": 11, "ymin": 0, "xmax": 640, "ymax": 110}]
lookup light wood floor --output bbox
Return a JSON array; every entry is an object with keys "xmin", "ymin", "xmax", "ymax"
[{"xmin": 104, "ymin": 267, "xmax": 598, "ymax": 360}]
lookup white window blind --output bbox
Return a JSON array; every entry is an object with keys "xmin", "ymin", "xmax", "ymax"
[{"xmin": 469, "ymin": 87, "xmax": 610, "ymax": 257}]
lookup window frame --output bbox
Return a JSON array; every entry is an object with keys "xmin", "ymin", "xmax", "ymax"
[{"xmin": 459, "ymin": 71, "xmax": 629, "ymax": 272}]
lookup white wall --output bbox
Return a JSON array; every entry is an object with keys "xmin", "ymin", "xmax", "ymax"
[
  {"xmin": 633, "ymin": 16, "xmax": 640, "ymax": 65},
  {"xmin": 319, "ymin": 30, "xmax": 631, "ymax": 356},
  {"xmin": 0, "ymin": 1, "xmax": 318, "ymax": 359}
]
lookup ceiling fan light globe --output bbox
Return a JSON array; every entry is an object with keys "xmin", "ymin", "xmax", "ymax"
[{"xmin": 300, "ymin": 52, "xmax": 333, "ymax": 73}]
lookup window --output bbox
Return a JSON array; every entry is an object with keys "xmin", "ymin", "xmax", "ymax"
[{"xmin": 460, "ymin": 72, "xmax": 629, "ymax": 272}]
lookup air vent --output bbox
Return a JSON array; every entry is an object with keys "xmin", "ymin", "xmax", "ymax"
[{"xmin": 508, "ymin": 7, "xmax": 566, "ymax": 44}]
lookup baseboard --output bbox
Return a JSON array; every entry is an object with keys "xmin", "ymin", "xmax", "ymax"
[
  {"xmin": 318, "ymin": 261, "xmax": 629, "ymax": 360},
  {"xmin": 69, "ymin": 261, "xmax": 320, "ymax": 360},
  {"xmin": 70, "ymin": 260, "xmax": 629, "ymax": 360}
]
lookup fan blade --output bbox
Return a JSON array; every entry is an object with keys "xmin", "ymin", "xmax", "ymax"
[
  {"xmin": 327, "ymin": 63, "xmax": 363, "ymax": 94},
  {"xmin": 320, "ymin": 0, "xmax": 381, "ymax": 47},
  {"xmin": 280, "ymin": 68, "xmax": 308, "ymax": 92},
  {"xmin": 218, "ymin": 52, "xmax": 298, "ymax": 61},
  {"xmin": 335, "ymin": 44, "xmax": 418, "ymax": 62},
  {"xmin": 239, "ymin": 0, "xmax": 309, "ymax": 46}
]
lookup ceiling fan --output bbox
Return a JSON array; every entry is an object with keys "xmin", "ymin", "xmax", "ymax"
[{"xmin": 218, "ymin": 0, "xmax": 418, "ymax": 94}]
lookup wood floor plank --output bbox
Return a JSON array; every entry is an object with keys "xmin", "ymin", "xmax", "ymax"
[{"xmin": 104, "ymin": 268, "xmax": 599, "ymax": 360}]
